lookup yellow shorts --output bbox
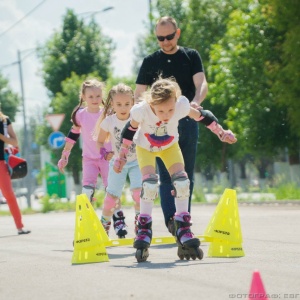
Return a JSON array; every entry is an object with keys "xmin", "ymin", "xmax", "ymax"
[{"xmin": 136, "ymin": 142, "xmax": 184, "ymax": 171}]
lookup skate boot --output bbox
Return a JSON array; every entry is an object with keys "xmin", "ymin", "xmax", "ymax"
[
  {"xmin": 101, "ymin": 217, "xmax": 111, "ymax": 237},
  {"xmin": 174, "ymin": 212, "xmax": 203, "ymax": 261},
  {"xmin": 113, "ymin": 210, "xmax": 128, "ymax": 238},
  {"xmin": 133, "ymin": 214, "xmax": 152, "ymax": 262}
]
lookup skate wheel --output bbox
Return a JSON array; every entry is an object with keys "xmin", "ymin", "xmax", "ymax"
[
  {"xmin": 177, "ymin": 246, "xmax": 185, "ymax": 260},
  {"xmin": 197, "ymin": 247, "xmax": 204, "ymax": 260},
  {"xmin": 177, "ymin": 245, "xmax": 191, "ymax": 260},
  {"xmin": 190, "ymin": 247, "xmax": 204, "ymax": 260},
  {"xmin": 135, "ymin": 248, "xmax": 149, "ymax": 263}
]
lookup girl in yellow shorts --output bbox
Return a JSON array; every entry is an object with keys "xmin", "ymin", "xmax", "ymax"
[{"xmin": 113, "ymin": 77, "xmax": 237, "ymax": 262}]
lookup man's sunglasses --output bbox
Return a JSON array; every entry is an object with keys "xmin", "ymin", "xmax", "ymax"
[{"xmin": 156, "ymin": 31, "xmax": 176, "ymax": 42}]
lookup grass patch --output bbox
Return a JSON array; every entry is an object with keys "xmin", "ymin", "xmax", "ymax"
[{"xmin": 269, "ymin": 183, "xmax": 300, "ymax": 200}]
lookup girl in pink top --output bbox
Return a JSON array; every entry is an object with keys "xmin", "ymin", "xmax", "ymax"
[{"xmin": 58, "ymin": 79, "xmax": 112, "ymax": 202}]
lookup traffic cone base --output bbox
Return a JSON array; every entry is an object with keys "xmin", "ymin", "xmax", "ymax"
[
  {"xmin": 72, "ymin": 244, "xmax": 109, "ymax": 264},
  {"xmin": 72, "ymin": 194, "xmax": 109, "ymax": 264},
  {"xmin": 207, "ymin": 240, "xmax": 244, "ymax": 258}
]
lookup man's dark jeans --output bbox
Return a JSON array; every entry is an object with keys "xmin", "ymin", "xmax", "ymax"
[{"xmin": 156, "ymin": 117, "xmax": 199, "ymax": 227}]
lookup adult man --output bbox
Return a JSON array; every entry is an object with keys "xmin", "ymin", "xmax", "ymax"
[{"xmin": 134, "ymin": 16, "xmax": 208, "ymax": 232}]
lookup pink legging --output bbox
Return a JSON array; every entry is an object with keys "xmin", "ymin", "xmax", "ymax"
[{"xmin": 0, "ymin": 160, "xmax": 23, "ymax": 229}]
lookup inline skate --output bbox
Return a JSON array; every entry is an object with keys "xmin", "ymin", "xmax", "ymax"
[{"xmin": 133, "ymin": 214, "xmax": 152, "ymax": 262}]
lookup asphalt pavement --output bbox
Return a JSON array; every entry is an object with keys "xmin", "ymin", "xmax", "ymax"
[{"xmin": 1, "ymin": 202, "xmax": 300, "ymax": 300}]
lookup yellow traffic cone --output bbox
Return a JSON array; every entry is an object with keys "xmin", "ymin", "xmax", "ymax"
[
  {"xmin": 204, "ymin": 189, "xmax": 245, "ymax": 257},
  {"xmin": 72, "ymin": 194, "xmax": 109, "ymax": 264}
]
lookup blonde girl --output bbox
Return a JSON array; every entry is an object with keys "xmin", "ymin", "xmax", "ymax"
[
  {"xmin": 95, "ymin": 83, "xmax": 142, "ymax": 238},
  {"xmin": 58, "ymin": 79, "xmax": 112, "ymax": 202},
  {"xmin": 114, "ymin": 77, "xmax": 236, "ymax": 262}
]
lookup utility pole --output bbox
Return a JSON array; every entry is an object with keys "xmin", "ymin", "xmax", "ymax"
[{"xmin": 17, "ymin": 50, "xmax": 32, "ymax": 208}]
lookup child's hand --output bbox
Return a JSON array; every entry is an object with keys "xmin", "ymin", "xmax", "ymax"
[
  {"xmin": 106, "ymin": 151, "xmax": 114, "ymax": 161},
  {"xmin": 207, "ymin": 122, "xmax": 237, "ymax": 144},
  {"xmin": 220, "ymin": 129, "xmax": 237, "ymax": 144},
  {"xmin": 57, "ymin": 150, "xmax": 70, "ymax": 173},
  {"xmin": 113, "ymin": 157, "xmax": 126, "ymax": 173},
  {"xmin": 100, "ymin": 147, "xmax": 114, "ymax": 161},
  {"xmin": 113, "ymin": 145, "xmax": 128, "ymax": 173}
]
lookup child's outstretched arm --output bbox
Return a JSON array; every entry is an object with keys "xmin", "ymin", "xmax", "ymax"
[
  {"xmin": 57, "ymin": 125, "xmax": 81, "ymax": 173},
  {"xmin": 97, "ymin": 128, "xmax": 114, "ymax": 161},
  {"xmin": 113, "ymin": 119, "xmax": 139, "ymax": 174},
  {"xmin": 189, "ymin": 107, "xmax": 237, "ymax": 144}
]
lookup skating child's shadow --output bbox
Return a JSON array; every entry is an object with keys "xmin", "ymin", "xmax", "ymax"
[{"xmin": 111, "ymin": 244, "xmax": 239, "ymax": 269}]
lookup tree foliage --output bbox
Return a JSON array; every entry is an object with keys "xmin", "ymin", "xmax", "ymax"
[
  {"xmin": 0, "ymin": 73, "xmax": 20, "ymax": 121},
  {"xmin": 263, "ymin": 0, "xmax": 300, "ymax": 139},
  {"xmin": 38, "ymin": 9, "xmax": 115, "ymax": 96}
]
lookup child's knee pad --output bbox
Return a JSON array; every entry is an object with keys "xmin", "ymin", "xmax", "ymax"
[
  {"xmin": 103, "ymin": 194, "xmax": 120, "ymax": 212},
  {"xmin": 141, "ymin": 174, "xmax": 159, "ymax": 202},
  {"xmin": 171, "ymin": 171, "xmax": 190, "ymax": 199},
  {"xmin": 131, "ymin": 189, "xmax": 141, "ymax": 204},
  {"xmin": 82, "ymin": 185, "xmax": 95, "ymax": 202}
]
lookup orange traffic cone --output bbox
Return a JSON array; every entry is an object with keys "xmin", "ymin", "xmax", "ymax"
[{"xmin": 248, "ymin": 270, "xmax": 269, "ymax": 300}]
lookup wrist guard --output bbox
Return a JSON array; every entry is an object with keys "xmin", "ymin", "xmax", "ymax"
[{"xmin": 196, "ymin": 109, "xmax": 219, "ymax": 126}]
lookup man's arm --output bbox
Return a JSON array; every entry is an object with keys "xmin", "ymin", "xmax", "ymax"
[
  {"xmin": 134, "ymin": 84, "xmax": 148, "ymax": 103},
  {"xmin": 191, "ymin": 72, "xmax": 208, "ymax": 106}
]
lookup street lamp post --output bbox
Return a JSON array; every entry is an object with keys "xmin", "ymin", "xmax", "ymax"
[
  {"xmin": 79, "ymin": 6, "xmax": 114, "ymax": 18},
  {"xmin": 148, "ymin": 0, "xmax": 154, "ymax": 32}
]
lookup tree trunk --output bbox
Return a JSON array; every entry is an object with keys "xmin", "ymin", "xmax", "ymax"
[
  {"xmin": 221, "ymin": 143, "xmax": 227, "ymax": 173},
  {"xmin": 239, "ymin": 159, "xmax": 248, "ymax": 192}
]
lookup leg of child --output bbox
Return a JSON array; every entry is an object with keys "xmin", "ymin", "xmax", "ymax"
[
  {"xmin": 101, "ymin": 161, "xmax": 128, "ymax": 238},
  {"xmin": 133, "ymin": 165, "xmax": 158, "ymax": 260},
  {"xmin": 161, "ymin": 143, "xmax": 203, "ymax": 260},
  {"xmin": 128, "ymin": 161, "xmax": 142, "ymax": 234},
  {"xmin": 97, "ymin": 157, "xmax": 109, "ymax": 189},
  {"xmin": 82, "ymin": 157, "xmax": 98, "ymax": 202}
]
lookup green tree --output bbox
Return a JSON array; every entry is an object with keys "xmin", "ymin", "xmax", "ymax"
[
  {"xmin": 263, "ymin": 0, "xmax": 300, "ymax": 164},
  {"xmin": 207, "ymin": 2, "xmax": 291, "ymax": 180},
  {"xmin": 0, "ymin": 73, "xmax": 20, "ymax": 120},
  {"xmin": 38, "ymin": 9, "xmax": 115, "ymax": 96}
]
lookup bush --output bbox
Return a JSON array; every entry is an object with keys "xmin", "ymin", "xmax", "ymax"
[
  {"xmin": 40, "ymin": 194, "xmax": 76, "ymax": 213},
  {"xmin": 269, "ymin": 183, "xmax": 300, "ymax": 200}
]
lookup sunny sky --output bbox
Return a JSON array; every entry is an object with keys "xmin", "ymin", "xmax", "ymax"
[{"xmin": 0, "ymin": 0, "xmax": 150, "ymax": 126}]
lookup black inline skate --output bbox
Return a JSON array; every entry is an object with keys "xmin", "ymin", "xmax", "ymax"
[
  {"xmin": 113, "ymin": 210, "xmax": 128, "ymax": 239},
  {"xmin": 173, "ymin": 212, "xmax": 203, "ymax": 260},
  {"xmin": 133, "ymin": 214, "xmax": 152, "ymax": 262}
]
